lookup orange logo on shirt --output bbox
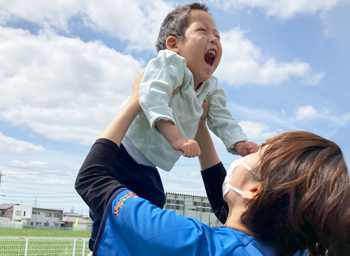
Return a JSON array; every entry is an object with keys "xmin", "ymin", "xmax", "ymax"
[{"xmin": 113, "ymin": 191, "xmax": 138, "ymax": 217}]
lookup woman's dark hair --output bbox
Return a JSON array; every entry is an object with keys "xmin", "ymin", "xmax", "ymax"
[
  {"xmin": 155, "ymin": 3, "xmax": 209, "ymax": 52},
  {"xmin": 241, "ymin": 131, "xmax": 350, "ymax": 256}
]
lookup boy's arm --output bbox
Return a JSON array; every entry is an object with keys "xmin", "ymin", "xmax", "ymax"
[
  {"xmin": 206, "ymin": 84, "xmax": 259, "ymax": 156},
  {"xmin": 142, "ymin": 51, "xmax": 200, "ymax": 158},
  {"xmin": 140, "ymin": 51, "xmax": 186, "ymax": 131},
  {"xmin": 156, "ymin": 120, "xmax": 200, "ymax": 158}
]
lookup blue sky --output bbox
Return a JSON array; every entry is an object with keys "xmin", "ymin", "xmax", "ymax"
[{"xmin": 0, "ymin": 0, "xmax": 349, "ymax": 215}]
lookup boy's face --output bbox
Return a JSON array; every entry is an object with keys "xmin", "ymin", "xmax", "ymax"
[{"xmin": 176, "ymin": 10, "xmax": 222, "ymax": 88}]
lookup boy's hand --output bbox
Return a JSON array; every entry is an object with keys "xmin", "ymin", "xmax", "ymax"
[
  {"xmin": 235, "ymin": 141, "xmax": 259, "ymax": 156},
  {"xmin": 172, "ymin": 138, "xmax": 201, "ymax": 158}
]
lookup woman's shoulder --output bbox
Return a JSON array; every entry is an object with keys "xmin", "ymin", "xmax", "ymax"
[{"xmin": 213, "ymin": 227, "xmax": 277, "ymax": 255}]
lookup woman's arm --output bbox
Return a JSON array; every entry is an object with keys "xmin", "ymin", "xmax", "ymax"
[
  {"xmin": 194, "ymin": 101, "xmax": 220, "ymax": 169},
  {"xmin": 194, "ymin": 101, "xmax": 229, "ymax": 224},
  {"xmin": 99, "ymin": 71, "xmax": 143, "ymax": 145},
  {"xmin": 75, "ymin": 71, "xmax": 144, "ymax": 220}
]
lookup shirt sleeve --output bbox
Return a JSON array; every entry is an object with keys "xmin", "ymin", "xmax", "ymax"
[
  {"xmin": 75, "ymin": 138, "xmax": 126, "ymax": 220},
  {"xmin": 201, "ymin": 162, "xmax": 229, "ymax": 224},
  {"xmin": 206, "ymin": 84, "xmax": 247, "ymax": 154},
  {"xmin": 139, "ymin": 50, "xmax": 187, "ymax": 130}
]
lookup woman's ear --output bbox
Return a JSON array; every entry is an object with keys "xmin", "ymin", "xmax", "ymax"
[
  {"xmin": 166, "ymin": 36, "xmax": 180, "ymax": 53},
  {"xmin": 241, "ymin": 185, "xmax": 260, "ymax": 200}
]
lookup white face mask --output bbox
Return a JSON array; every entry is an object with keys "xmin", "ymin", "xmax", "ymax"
[{"xmin": 222, "ymin": 157, "xmax": 255, "ymax": 196}]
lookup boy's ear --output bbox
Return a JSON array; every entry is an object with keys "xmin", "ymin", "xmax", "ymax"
[
  {"xmin": 166, "ymin": 36, "xmax": 180, "ymax": 53},
  {"xmin": 241, "ymin": 185, "xmax": 260, "ymax": 200}
]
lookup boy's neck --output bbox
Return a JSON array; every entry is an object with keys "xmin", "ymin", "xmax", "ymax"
[{"xmin": 194, "ymin": 80, "xmax": 202, "ymax": 91}]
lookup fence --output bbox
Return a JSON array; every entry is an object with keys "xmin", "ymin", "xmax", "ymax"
[
  {"xmin": 0, "ymin": 222, "xmax": 23, "ymax": 229},
  {"xmin": 0, "ymin": 236, "xmax": 89, "ymax": 256}
]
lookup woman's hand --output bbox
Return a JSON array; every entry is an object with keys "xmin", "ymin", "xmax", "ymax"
[
  {"xmin": 99, "ymin": 69, "xmax": 145, "ymax": 146},
  {"xmin": 199, "ymin": 100, "xmax": 209, "ymax": 124},
  {"xmin": 128, "ymin": 69, "xmax": 145, "ymax": 112}
]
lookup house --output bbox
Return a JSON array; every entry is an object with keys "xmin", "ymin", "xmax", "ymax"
[
  {"xmin": 164, "ymin": 192, "xmax": 222, "ymax": 227},
  {"xmin": 0, "ymin": 203, "xmax": 19, "ymax": 220},
  {"xmin": 12, "ymin": 205, "xmax": 63, "ymax": 229},
  {"xmin": 61, "ymin": 212, "xmax": 92, "ymax": 231}
]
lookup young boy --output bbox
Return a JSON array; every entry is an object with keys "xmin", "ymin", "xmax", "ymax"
[
  {"xmin": 87, "ymin": 3, "xmax": 258, "ymax": 253},
  {"xmin": 124, "ymin": 2, "xmax": 258, "ymax": 197}
]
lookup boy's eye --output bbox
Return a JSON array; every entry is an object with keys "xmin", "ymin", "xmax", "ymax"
[{"xmin": 216, "ymin": 35, "xmax": 221, "ymax": 40}]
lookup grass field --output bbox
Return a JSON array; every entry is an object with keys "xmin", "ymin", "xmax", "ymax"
[
  {"xmin": 0, "ymin": 228, "xmax": 90, "ymax": 255},
  {"xmin": 0, "ymin": 227, "xmax": 91, "ymax": 237}
]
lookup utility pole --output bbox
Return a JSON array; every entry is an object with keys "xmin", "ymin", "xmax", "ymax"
[{"xmin": 0, "ymin": 170, "xmax": 4, "ymax": 188}]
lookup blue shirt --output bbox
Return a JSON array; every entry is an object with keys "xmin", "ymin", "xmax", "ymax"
[{"xmin": 95, "ymin": 189, "xmax": 277, "ymax": 256}]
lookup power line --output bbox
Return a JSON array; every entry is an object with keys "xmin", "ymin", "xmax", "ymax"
[
  {"xmin": 0, "ymin": 194, "xmax": 80, "ymax": 199},
  {"xmin": 3, "ymin": 181, "xmax": 74, "ymax": 186}
]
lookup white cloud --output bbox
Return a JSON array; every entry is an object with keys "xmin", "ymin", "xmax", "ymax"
[
  {"xmin": 294, "ymin": 105, "xmax": 319, "ymax": 120},
  {"xmin": 0, "ymin": 0, "xmax": 84, "ymax": 32},
  {"xmin": 294, "ymin": 105, "xmax": 350, "ymax": 125},
  {"xmin": 210, "ymin": 0, "xmax": 344, "ymax": 19},
  {"xmin": 302, "ymin": 72, "xmax": 325, "ymax": 85},
  {"xmin": 83, "ymin": 0, "xmax": 174, "ymax": 51},
  {"xmin": 239, "ymin": 121, "xmax": 270, "ymax": 141},
  {"xmin": 0, "ymin": 26, "xmax": 143, "ymax": 145},
  {"xmin": 215, "ymin": 28, "xmax": 323, "ymax": 86},
  {"xmin": 10, "ymin": 160, "xmax": 48, "ymax": 168},
  {"xmin": 0, "ymin": 0, "xmax": 173, "ymax": 52},
  {"xmin": 0, "ymin": 132, "xmax": 45, "ymax": 153}
]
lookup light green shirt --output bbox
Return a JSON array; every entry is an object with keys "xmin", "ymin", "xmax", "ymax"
[{"xmin": 125, "ymin": 50, "xmax": 247, "ymax": 171}]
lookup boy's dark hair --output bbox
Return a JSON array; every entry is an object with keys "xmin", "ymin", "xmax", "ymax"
[{"xmin": 156, "ymin": 3, "xmax": 209, "ymax": 52}]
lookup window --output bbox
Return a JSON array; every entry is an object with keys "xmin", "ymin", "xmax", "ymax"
[
  {"xmin": 15, "ymin": 210, "xmax": 22, "ymax": 216},
  {"xmin": 175, "ymin": 205, "xmax": 184, "ymax": 210},
  {"xmin": 45, "ymin": 212, "xmax": 52, "ymax": 217},
  {"xmin": 23, "ymin": 211, "xmax": 26, "ymax": 217},
  {"xmin": 44, "ymin": 222, "xmax": 49, "ymax": 226},
  {"xmin": 53, "ymin": 213, "xmax": 59, "ymax": 218}
]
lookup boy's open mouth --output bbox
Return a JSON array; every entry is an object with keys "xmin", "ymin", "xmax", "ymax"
[{"xmin": 205, "ymin": 50, "xmax": 216, "ymax": 66}]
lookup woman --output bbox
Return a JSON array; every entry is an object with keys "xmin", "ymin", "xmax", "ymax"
[
  {"xmin": 197, "ymin": 105, "xmax": 350, "ymax": 255},
  {"xmin": 75, "ymin": 71, "xmax": 350, "ymax": 256}
]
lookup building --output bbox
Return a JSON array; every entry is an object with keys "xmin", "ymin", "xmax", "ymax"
[
  {"xmin": 164, "ymin": 192, "xmax": 222, "ymax": 227},
  {"xmin": 12, "ymin": 205, "xmax": 63, "ymax": 229},
  {"xmin": 61, "ymin": 212, "xmax": 92, "ymax": 231},
  {"xmin": 0, "ymin": 203, "xmax": 19, "ymax": 220}
]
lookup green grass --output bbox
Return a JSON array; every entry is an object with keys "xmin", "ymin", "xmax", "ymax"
[{"xmin": 0, "ymin": 228, "xmax": 91, "ymax": 238}]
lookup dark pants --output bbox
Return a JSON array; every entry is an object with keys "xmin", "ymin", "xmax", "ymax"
[{"xmin": 89, "ymin": 143, "xmax": 166, "ymax": 251}]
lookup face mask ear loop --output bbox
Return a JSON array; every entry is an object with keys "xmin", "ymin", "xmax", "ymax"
[
  {"xmin": 241, "ymin": 161, "xmax": 258, "ymax": 178},
  {"xmin": 228, "ymin": 184, "xmax": 243, "ymax": 195},
  {"xmin": 241, "ymin": 162, "xmax": 251, "ymax": 171}
]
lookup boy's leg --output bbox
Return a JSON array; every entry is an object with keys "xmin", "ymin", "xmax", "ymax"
[{"xmin": 117, "ymin": 144, "xmax": 166, "ymax": 208}]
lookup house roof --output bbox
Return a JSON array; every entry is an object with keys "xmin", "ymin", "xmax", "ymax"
[{"xmin": 0, "ymin": 203, "xmax": 19, "ymax": 210}]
